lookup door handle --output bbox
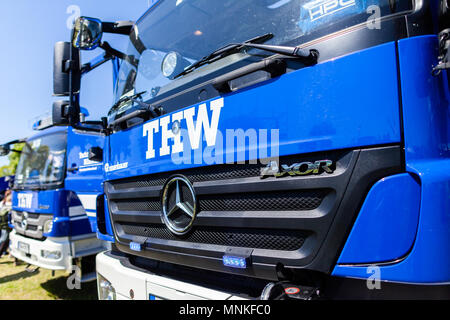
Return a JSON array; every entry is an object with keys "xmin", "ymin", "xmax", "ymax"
[{"xmin": 68, "ymin": 166, "xmax": 79, "ymax": 173}]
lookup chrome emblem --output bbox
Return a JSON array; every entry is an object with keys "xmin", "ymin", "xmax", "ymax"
[
  {"xmin": 161, "ymin": 176, "xmax": 197, "ymax": 236},
  {"xmin": 21, "ymin": 212, "xmax": 28, "ymax": 229},
  {"xmin": 261, "ymin": 160, "xmax": 334, "ymax": 179}
]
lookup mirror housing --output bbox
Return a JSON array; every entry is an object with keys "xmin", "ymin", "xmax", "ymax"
[
  {"xmin": 52, "ymin": 100, "xmax": 76, "ymax": 126},
  {"xmin": 53, "ymin": 41, "xmax": 81, "ymax": 96},
  {"xmin": 0, "ymin": 144, "xmax": 10, "ymax": 157},
  {"xmin": 72, "ymin": 17, "xmax": 103, "ymax": 50}
]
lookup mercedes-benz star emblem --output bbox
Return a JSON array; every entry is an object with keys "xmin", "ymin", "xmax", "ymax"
[
  {"xmin": 21, "ymin": 212, "xmax": 28, "ymax": 229},
  {"xmin": 161, "ymin": 175, "xmax": 197, "ymax": 236}
]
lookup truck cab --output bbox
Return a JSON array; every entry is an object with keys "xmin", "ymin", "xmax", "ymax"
[
  {"xmin": 7, "ymin": 119, "xmax": 105, "ymax": 279},
  {"xmin": 66, "ymin": 0, "xmax": 449, "ymax": 299}
]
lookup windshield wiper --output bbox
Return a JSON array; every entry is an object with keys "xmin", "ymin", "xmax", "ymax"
[
  {"xmin": 174, "ymin": 33, "xmax": 319, "ymax": 79},
  {"xmin": 109, "ymin": 91, "xmax": 147, "ymax": 115},
  {"xmin": 174, "ymin": 33, "xmax": 274, "ymax": 79}
]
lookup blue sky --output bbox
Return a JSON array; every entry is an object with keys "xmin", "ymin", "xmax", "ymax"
[{"xmin": 0, "ymin": 0, "xmax": 151, "ymax": 166}]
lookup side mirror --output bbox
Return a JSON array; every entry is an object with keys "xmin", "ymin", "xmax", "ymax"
[
  {"xmin": 72, "ymin": 17, "xmax": 103, "ymax": 50},
  {"xmin": 0, "ymin": 144, "xmax": 10, "ymax": 157},
  {"xmin": 53, "ymin": 41, "xmax": 81, "ymax": 96},
  {"xmin": 52, "ymin": 100, "xmax": 72, "ymax": 125}
]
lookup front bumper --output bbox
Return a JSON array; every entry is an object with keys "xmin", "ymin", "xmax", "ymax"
[
  {"xmin": 96, "ymin": 251, "xmax": 247, "ymax": 300},
  {"xmin": 9, "ymin": 230, "xmax": 71, "ymax": 270},
  {"xmin": 9, "ymin": 230, "xmax": 104, "ymax": 271}
]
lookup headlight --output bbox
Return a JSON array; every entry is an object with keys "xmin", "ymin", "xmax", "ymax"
[
  {"xmin": 41, "ymin": 249, "xmax": 61, "ymax": 259},
  {"xmin": 161, "ymin": 51, "xmax": 190, "ymax": 79},
  {"xmin": 161, "ymin": 51, "xmax": 178, "ymax": 78},
  {"xmin": 43, "ymin": 219, "xmax": 53, "ymax": 234},
  {"xmin": 98, "ymin": 274, "xmax": 116, "ymax": 300}
]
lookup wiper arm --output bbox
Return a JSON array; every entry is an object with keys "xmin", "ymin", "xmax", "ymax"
[
  {"xmin": 109, "ymin": 91, "xmax": 147, "ymax": 115},
  {"xmin": 236, "ymin": 43, "xmax": 319, "ymax": 62},
  {"xmin": 130, "ymin": 99, "xmax": 160, "ymax": 118},
  {"xmin": 174, "ymin": 33, "xmax": 319, "ymax": 79},
  {"xmin": 174, "ymin": 33, "xmax": 274, "ymax": 79},
  {"xmin": 108, "ymin": 99, "xmax": 163, "ymax": 129}
]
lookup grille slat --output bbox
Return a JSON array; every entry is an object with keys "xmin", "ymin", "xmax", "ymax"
[
  {"xmin": 120, "ymin": 223, "xmax": 305, "ymax": 251},
  {"xmin": 199, "ymin": 190, "xmax": 324, "ymax": 211},
  {"xmin": 113, "ymin": 189, "xmax": 325, "ymax": 213},
  {"xmin": 111, "ymin": 164, "xmax": 262, "ymax": 190},
  {"xmin": 115, "ymin": 198, "xmax": 161, "ymax": 212},
  {"xmin": 109, "ymin": 153, "xmax": 330, "ymax": 191}
]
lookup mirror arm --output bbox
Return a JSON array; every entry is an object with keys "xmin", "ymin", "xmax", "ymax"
[
  {"xmin": 7, "ymin": 139, "xmax": 26, "ymax": 145},
  {"xmin": 0, "ymin": 139, "xmax": 26, "ymax": 156},
  {"xmin": 100, "ymin": 42, "xmax": 138, "ymax": 67},
  {"xmin": 81, "ymin": 54, "xmax": 113, "ymax": 75},
  {"xmin": 102, "ymin": 21, "xmax": 134, "ymax": 35},
  {"xmin": 100, "ymin": 42, "xmax": 127, "ymax": 60}
]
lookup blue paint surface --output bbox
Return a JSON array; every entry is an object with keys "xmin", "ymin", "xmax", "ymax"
[
  {"xmin": 105, "ymin": 41, "xmax": 401, "ymax": 181},
  {"xmin": 337, "ymin": 174, "xmax": 420, "ymax": 264},
  {"xmin": 333, "ymin": 36, "xmax": 450, "ymax": 283}
]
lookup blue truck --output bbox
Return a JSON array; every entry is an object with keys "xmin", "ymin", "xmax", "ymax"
[
  {"xmin": 59, "ymin": 0, "xmax": 449, "ymax": 299},
  {"xmin": 0, "ymin": 175, "xmax": 14, "ymax": 257},
  {"xmin": 2, "ymin": 44, "xmax": 113, "ymax": 279}
]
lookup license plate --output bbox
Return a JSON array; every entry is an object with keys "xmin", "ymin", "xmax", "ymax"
[{"xmin": 18, "ymin": 241, "xmax": 29, "ymax": 254}]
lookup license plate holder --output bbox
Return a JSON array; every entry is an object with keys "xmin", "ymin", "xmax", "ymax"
[{"xmin": 18, "ymin": 241, "xmax": 30, "ymax": 254}]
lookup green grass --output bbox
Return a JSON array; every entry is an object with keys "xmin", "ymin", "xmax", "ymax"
[{"xmin": 0, "ymin": 255, "xmax": 98, "ymax": 300}]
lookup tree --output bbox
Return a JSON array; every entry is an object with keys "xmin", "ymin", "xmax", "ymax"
[{"xmin": 0, "ymin": 143, "xmax": 24, "ymax": 177}]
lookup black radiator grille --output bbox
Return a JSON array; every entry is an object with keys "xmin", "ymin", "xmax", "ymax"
[
  {"xmin": 106, "ymin": 150, "xmax": 361, "ymax": 261},
  {"xmin": 120, "ymin": 223, "xmax": 306, "ymax": 251}
]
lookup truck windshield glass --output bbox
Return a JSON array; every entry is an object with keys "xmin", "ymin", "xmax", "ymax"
[
  {"xmin": 112, "ymin": 0, "xmax": 412, "ymax": 116},
  {"xmin": 14, "ymin": 132, "xmax": 67, "ymax": 189}
]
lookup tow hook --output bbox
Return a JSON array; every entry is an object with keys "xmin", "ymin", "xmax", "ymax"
[{"xmin": 260, "ymin": 281, "xmax": 320, "ymax": 300}]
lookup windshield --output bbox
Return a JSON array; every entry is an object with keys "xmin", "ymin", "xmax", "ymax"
[
  {"xmin": 112, "ymin": 0, "xmax": 413, "ymax": 116},
  {"xmin": 14, "ymin": 132, "xmax": 67, "ymax": 189}
]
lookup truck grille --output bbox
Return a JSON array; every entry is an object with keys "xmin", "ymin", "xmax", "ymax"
[
  {"xmin": 105, "ymin": 146, "xmax": 403, "ymax": 278},
  {"xmin": 11, "ymin": 210, "xmax": 52, "ymax": 240},
  {"xmin": 106, "ymin": 152, "xmax": 348, "ymax": 255}
]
